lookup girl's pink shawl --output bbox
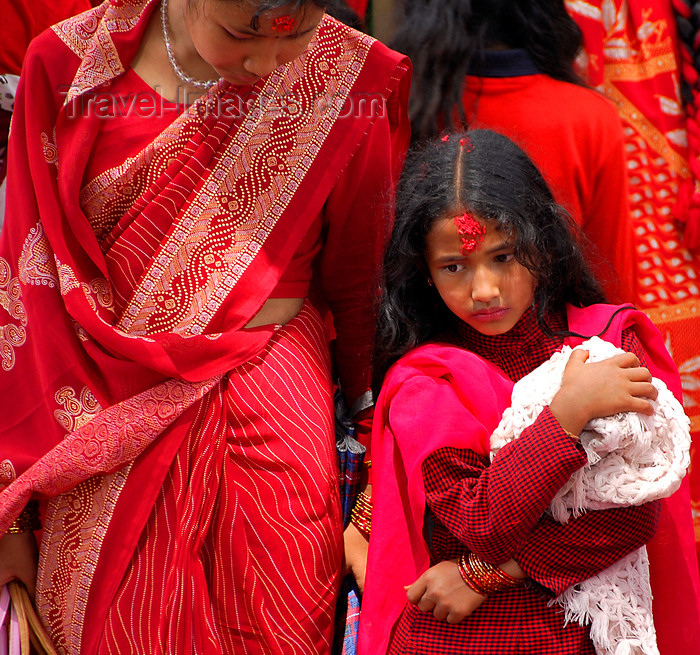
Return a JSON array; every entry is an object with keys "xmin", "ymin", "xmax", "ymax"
[{"xmin": 360, "ymin": 304, "xmax": 700, "ymax": 654}]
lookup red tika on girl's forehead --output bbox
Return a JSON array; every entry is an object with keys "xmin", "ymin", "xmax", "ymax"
[
  {"xmin": 272, "ymin": 15, "xmax": 295, "ymax": 33},
  {"xmin": 454, "ymin": 212, "xmax": 486, "ymax": 254}
]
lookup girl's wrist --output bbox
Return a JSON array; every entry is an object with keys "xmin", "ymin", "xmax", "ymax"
[
  {"xmin": 456, "ymin": 553, "xmax": 524, "ymax": 596},
  {"xmin": 548, "ymin": 393, "xmax": 587, "ymax": 437}
]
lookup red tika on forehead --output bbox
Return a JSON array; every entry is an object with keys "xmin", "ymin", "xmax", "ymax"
[
  {"xmin": 272, "ymin": 15, "xmax": 295, "ymax": 32},
  {"xmin": 454, "ymin": 212, "xmax": 486, "ymax": 254}
]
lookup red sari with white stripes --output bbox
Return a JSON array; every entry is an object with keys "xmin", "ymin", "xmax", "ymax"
[{"xmin": 0, "ymin": 1, "xmax": 410, "ymax": 653}]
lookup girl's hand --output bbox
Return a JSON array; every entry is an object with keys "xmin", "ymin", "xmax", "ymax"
[
  {"xmin": 550, "ymin": 349, "xmax": 658, "ymax": 436},
  {"xmin": 406, "ymin": 559, "xmax": 486, "ymax": 624},
  {"xmin": 0, "ymin": 531, "xmax": 39, "ymax": 598},
  {"xmin": 343, "ymin": 521, "xmax": 368, "ymax": 593}
]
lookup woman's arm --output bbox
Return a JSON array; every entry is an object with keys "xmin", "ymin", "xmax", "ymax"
[
  {"xmin": 0, "ymin": 531, "xmax": 39, "ymax": 598},
  {"xmin": 325, "ymin": 61, "xmax": 411, "ymax": 590}
]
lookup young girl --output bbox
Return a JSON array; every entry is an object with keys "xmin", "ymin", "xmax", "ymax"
[{"xmin": 358, "ymin": 129, "xmax": 700, "ymax": 654}]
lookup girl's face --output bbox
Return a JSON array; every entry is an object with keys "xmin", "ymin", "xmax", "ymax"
[
  {"xmin": 424, "ymin": 215, "xmax": 536, "ymax": 336},
  {"xmin": 185, "ymin": 1, "xmax": 325, "ymax": 85}
]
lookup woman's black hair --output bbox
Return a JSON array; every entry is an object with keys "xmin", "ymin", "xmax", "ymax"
[
  {"xmin": 389, "ymin": 0, "xmax": 586, "ymax": 141},
  {"xmin": 373, "ymin": 128, "xmax": 606, "ymax": 385},
  {"xmin": 233, "ymin": 0, "xmax": 339, "ymax": 30}
]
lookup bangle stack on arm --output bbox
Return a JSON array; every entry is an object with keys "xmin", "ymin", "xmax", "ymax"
[
  {"xmin": 457, "ymin": 552, "xmax": 523, "ymax": 596},
  {"xmin": 350, "ymin": 490, "xmax": 372, "ymax": 540}
]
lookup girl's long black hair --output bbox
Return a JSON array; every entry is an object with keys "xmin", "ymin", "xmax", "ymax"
[
  {"xmin": 389, "ymin": 0, "xmax": 586, "ymax": 141},
  {"xmin": 373, "ymin": 129, "xmax": 606, "ymax": 386}
]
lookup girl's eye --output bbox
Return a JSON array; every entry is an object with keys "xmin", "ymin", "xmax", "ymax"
[
  {"xmin": 495, "ymin": 253, "xmax": 515, "ymax": 264},
  {"xmin": 443, "ymin": 263, "xmax": 463, "ymax": 273},
  {"xmin": 225, "ymin": 29, "xmax": 254, "ymax": 40}
]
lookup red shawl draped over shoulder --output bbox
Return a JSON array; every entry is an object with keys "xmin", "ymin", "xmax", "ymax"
[
  {"xmin": 360, "ymin": 304, "xmax": 700, "ymax": 655},
  {"xmin": 0, "ymin": 0, "xmax": 410, "ymax": 650}
]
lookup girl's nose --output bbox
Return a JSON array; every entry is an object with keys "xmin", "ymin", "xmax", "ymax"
[{"xmin": 471, "ymin": 267, "xmax": 499, "ymax": 303}]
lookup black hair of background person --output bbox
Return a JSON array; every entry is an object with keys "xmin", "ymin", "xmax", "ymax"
[{"xmin": 389, "ymin": 0, "xmax": 587, "ymax": 141}]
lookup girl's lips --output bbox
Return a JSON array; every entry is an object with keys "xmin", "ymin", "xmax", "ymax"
[{"xmin": 472, "ymin": 308, "xmax": 509, "ymax": 321}]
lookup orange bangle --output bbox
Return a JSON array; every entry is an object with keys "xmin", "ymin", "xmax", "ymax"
[
  {"xmin": 457, "ymin": 553, "xmax": 522, "ymax": 596},
  {"xmin": 350, "ymin": 491, "xmax": 372, "ymax": 539}
]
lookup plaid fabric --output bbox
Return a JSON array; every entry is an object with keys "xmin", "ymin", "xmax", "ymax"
[
  {"xmin": 335, "ymin": 389, "xmax": 367, "ymax": 528},
  {"xmin": 333, "ymin": 389, "xmax": 365, "ymax": 655},
  {"xmin": 333, "ymin": 576, "xmax": 362, "ymax": 655},
  {"xmin": 389, "ymin": 308, "xmax": 660, "ymax": 653},
  {"xmin": 342, "ymin": 587, "xmax": 361, "ymax": 655}
]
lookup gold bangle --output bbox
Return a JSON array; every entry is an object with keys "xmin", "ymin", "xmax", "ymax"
[
  {"xmin": 457, "ymin": 553, "xmax": 523, "ymax": 596},
  {"xmin": 6, "ymin": 500, "xmax": 41, "ymax": 534},
  {"xmin": 350, "ymin": 491, "xmax": 372, "ymax": 539}
]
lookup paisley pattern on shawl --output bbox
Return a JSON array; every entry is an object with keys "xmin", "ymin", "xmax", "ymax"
[{"xmin": 566, "ymin": 0, "xmax": 700, "ymax": 566}]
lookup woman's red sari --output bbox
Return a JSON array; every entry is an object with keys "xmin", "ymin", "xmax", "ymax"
[{"xmin": 0, "ymin": 1, "xmax": 410, "ymax": 652}]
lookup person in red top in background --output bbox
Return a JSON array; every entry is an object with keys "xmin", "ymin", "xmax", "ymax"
[
  {"xmin": 342, "ymin": 0, "xmax": 368, "ymax": 22},
  {"xmin": 389, "ymin": 0, "xmax": 636, "ymax": 305},
  {"xmin": 0, "ymin": 0, "xmax": 95, "ymax": 219},
  {"xmin": 0, "ymin": 0, "xmax": 96, "ymax": 76}
]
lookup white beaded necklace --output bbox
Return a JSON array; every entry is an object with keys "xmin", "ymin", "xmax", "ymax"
[{"xmin": 161, "ymin": 0, "xmax": 219, "ymax": 91}]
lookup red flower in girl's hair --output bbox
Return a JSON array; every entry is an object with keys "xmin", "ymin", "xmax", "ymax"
[
  {"xmin": 454, "ymin": 212, "xmax": 486, "ymax": 254},
  {"xmin": 459, "ymin": 137, "xmax": 474, "ymax": 152},
  {"xmin": 272, "ymin": 15, "xmax": 295, "ymax": 33}
]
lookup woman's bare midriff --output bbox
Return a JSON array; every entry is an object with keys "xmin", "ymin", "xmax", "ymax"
[{"xmin": 245, "ymin": 298, "xmax": 305, "ymax": 328}]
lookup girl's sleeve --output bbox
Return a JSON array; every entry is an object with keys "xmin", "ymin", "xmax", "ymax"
[
  {"xmin": 513, "ymin": 502, "xmax": 660, "ymax": 594},
  {"xmin": 426, "ymin": 327, "xmax": 662, "ymax": 591},
  {"xmin": 422, "ymin": 406, "xmax": 587, "ymax": 563},
  {"xmin": 388, "ymin": 372, "xmax": 588, "ymax": 560},
  {"xmin": 510, "ymin": 327, "xmax": 661, "ymax": 592}
]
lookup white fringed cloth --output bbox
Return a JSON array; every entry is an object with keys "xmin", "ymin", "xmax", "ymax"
[{"xmin": 491, "ymin": 337, "xmax": 691, "ymax": 655}]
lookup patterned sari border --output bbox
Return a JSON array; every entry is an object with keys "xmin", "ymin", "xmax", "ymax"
[
  {"xmin": 0, "ymin": 376, "xmax": 217, "ymax": 536},
  {"xmin": 37, "ymin": 466, "xmax": 131, "ymax": 654},
  {"xmin": 52, "ymin": 2, "xmax": 144, "ymax": 105},
  {"xmin": 604, "ymin": 83, "xmax": 690, "ymax": 178},
  {"xmin": 117, "ymin": 20, "xmax": 375, "ymax": 336},
  {"xmin": 644, "ymin": 298, "xmax": 700, "ymax": 325}
]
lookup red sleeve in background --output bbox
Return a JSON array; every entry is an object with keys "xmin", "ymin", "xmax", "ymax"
[
  {"xmin": 0, "ymin": 0, "xmax": 94, "ymax": 75},
  {"xmin": 343, "ymin": 0, "xmax": 369, "ymax": 20}
]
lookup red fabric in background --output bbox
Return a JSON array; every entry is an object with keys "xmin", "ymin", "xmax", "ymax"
[
  {"xmin": 461, "ymin": 65, "xmax": 636, "ymax": 304},
  {"xmin": 344, "ymin": 0, "xmax": 369, "ymax": 20},
  {"xmin": 568, "ymin": 0, "xmax": 700, "ymax": 575},
  {"xmin": 0, "ymin": 0, "xmax": 93, "ymax": 74}
]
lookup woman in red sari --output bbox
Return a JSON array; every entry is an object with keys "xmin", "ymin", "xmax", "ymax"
[{"xmin": 0, "ymin": 0, "xmax": 410, "ymax": 652}]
